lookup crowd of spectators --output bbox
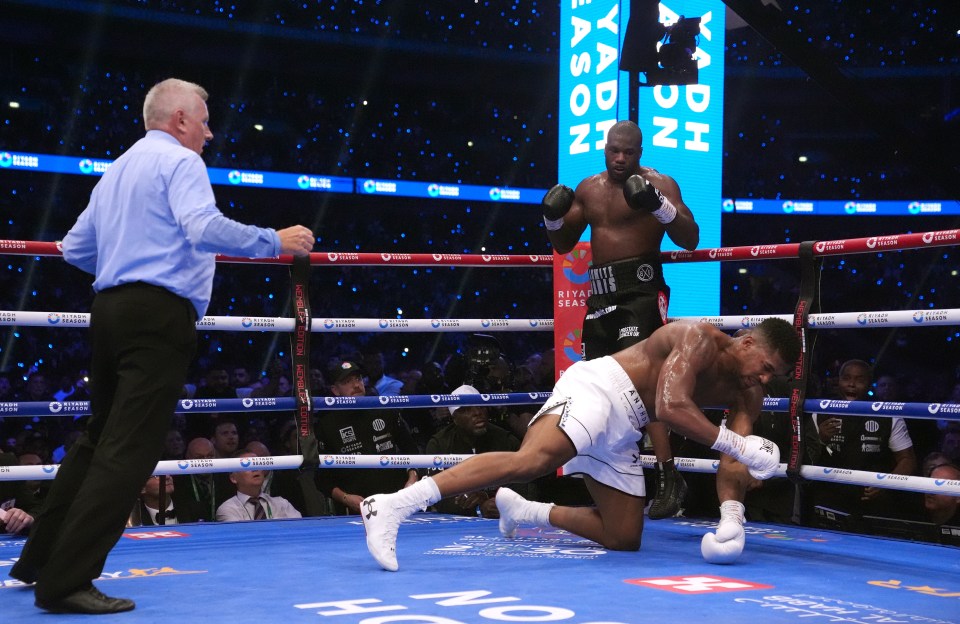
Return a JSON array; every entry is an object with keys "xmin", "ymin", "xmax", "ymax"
[
  {"xmin": 0, "ymin": 47, "xmax": 555, "ymax": 189},
  {"xmin": 1, "ymin": 0, "xmax": 957, "ymax": 541},
  {"xmin": 120, "ymin": 1, "xmax": 559, "ymax": 55},
  {"xmin": 2, "ymin": 1, "xmax": 954, "ymax": 197}
]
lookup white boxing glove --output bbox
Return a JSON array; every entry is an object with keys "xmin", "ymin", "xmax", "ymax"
[
  {"xmin": 743, "ymin": 435, "xmax": 780, "ymax": 479},
  {"xmin": 711, "ymin": 425, "xmax": 781, "ymax": 480},
  {"xmin": 701, "ymin": 500, "xmax": 745, "ymax": 564}
]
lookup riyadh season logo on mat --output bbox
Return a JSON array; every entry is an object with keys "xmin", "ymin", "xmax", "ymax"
[{"xmin": 626, "ymin": 575, "xmax": 772, "ymax": 594}]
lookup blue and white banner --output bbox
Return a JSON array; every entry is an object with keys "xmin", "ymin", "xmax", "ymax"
[{"xmin": 723, "ymin": 198, "xmax": 959, "ymax": 216}]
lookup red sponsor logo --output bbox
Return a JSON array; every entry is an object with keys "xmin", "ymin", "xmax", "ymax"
[
  {"xmin": 625, "ymin": 575, "xmax": 773, "ymax": 594},
  {"xmin": 123, "ymin": 531, "xmax": 189, "ymax": 540}
]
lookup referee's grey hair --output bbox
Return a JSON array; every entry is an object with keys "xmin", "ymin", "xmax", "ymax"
[{"xmin": 142, "ymin": 78, "xmax": 208, "ymax": 129}]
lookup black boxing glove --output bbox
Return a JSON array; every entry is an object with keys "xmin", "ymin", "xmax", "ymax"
[
  {"xmin": 623, "ymin": 174, "xmax": 677, "ymax": 224},
  {"xmin": 541, "ymin": 184, "xmax": 574, "ymax": 231}
]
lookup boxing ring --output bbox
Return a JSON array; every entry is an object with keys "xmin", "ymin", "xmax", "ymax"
[{"xmin": 1, "ymin": 233, "xmax": 959, "ymax": 623}]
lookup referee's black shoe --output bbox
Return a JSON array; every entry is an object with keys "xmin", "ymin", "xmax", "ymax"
[{"xmin": 36, "ymin": 585, "xmax": 135, "ymax": 614}]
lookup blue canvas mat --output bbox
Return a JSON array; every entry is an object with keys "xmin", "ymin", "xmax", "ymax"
[{"xmin": 2, "ymin": 514, "xmax": 957, "ymax": 623}]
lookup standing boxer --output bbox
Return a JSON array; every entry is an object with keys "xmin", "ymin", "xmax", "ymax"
[{"xmin": 541, "ymin": 120, "xmax": 699, "ymax": 520}]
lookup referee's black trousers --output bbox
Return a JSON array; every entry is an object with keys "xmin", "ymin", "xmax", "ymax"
[{"xmin": 14, "ymin": 283, "xmax": 196, "ymax": 601}]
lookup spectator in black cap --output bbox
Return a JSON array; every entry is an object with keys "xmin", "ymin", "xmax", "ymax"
[
  {"xmin": 327, "ymin": 361, "xmax": 366, "ymax": 396},
  {"xmin": 314, "ymin": 360, "xmax": 419, "ymax": 514}
]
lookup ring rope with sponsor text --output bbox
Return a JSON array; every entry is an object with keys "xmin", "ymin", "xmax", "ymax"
[
  {"xmin": 0, "ymin": 241, "xmax": 553, "ymax": 267},
  {"xmin": 4, "ymin": 395, "xmax": 958, "ymax": 421},
  {"xmin": 3, "ymin": 454, "xmax": 957, "ymax": 498},
  {"xmin": 6, "ymin": 310, "xmax": 960, "ymax": 331},
  {"xmin": 0, "ymin": 311, "xmax": 554, "ymax": 333},
  {"xmin": 4, "ymin": 229, "xmax": 960, "ymax": 264}
]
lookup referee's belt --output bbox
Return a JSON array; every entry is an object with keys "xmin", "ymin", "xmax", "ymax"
[{"xmin": 588, "ymin": 255, "xmax": 665, "ymax": 299}]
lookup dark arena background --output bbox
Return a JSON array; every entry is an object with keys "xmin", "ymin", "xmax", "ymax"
[{"xmin": 0, "ymin": 2, "xmax": 958, "ymax": 623}]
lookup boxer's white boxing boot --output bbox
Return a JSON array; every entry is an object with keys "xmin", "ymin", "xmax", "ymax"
[
  {"xmin": 496, "ymin": 488, "xmax": 554, "ymax": 538},
  {"xmin": 362, "ymin": 477, "xmax": 440, "ymax": 571},
  {"xmin": 701, "ymin": 500, "xmax": 746, "ymax": 564}
]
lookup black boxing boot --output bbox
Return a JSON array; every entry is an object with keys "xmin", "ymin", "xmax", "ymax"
[{"xmin": 647, "ymin": 459, "xmax": 687, "ymax": 519}]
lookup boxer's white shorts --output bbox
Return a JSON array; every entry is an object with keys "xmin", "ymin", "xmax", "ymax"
[{"xmin": 530, "ymin": 356, "xmax": 650, "ymax": 496}]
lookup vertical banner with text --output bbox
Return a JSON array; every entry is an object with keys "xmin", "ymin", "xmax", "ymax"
[
  {"xmin": 555, "ymin": 0, "xmax": 725, "ymax": 377},
  {"xmin": 553, "ymin": 243, "xmax": 593, "ymax": 377}
]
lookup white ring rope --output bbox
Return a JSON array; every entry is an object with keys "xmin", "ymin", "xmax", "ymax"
[
  {"xmin": 682, "ymin": 310, "xmax": 960, "ymax": 330},
  {"xmin": 4, "ymin": 309, "xmax": 960, "ymax": 331},
  {"xmin": 0, "ymin": 311, "xmax": 553, "ymax": 333},
  {"xmin": 3, "ymin": 454, "xmax": 957, "ymax": 498},
  {"xmin": 3, "ymin": 392, "xmax": 556, "ymax": 417},
  {"xmin": 5, "ymin": 396, "xmax": 958, "ymax": 421}
]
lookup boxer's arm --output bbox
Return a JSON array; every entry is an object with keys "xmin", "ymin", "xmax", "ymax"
[
  {"xmin": 714, "ymin": 395, "xmax": 768, "ymax": 502},
  {"xmin": 544, "ymin": 182, "xmax": 588, "ymax": 255},
  {"xmin": 654, "ymin": 329, "xmax": 721, "ymax": 445},
  {"xmin": 714, "ymin": 384, "xmax": 781, "ymax": 480},
  {"xmin": 656, "ymin": 331, "xmax": 779, "ymax": 479},
  {"xmin": 652, "ymin": 173, "xmax": 699, "ymax": 251},
  {"xmin": 724, "ymin": 389, "xmax": 762, "ymax": 435}
]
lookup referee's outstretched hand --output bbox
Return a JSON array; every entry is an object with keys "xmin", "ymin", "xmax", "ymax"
[{"xmin": 277, "ymin": 225, "xmax": 315, "ymax": 256}]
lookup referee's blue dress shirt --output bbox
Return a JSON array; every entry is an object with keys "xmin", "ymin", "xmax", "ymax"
[{"xmin": 61, "ymin": 130, "xmax": 281, "ymax": 318}]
